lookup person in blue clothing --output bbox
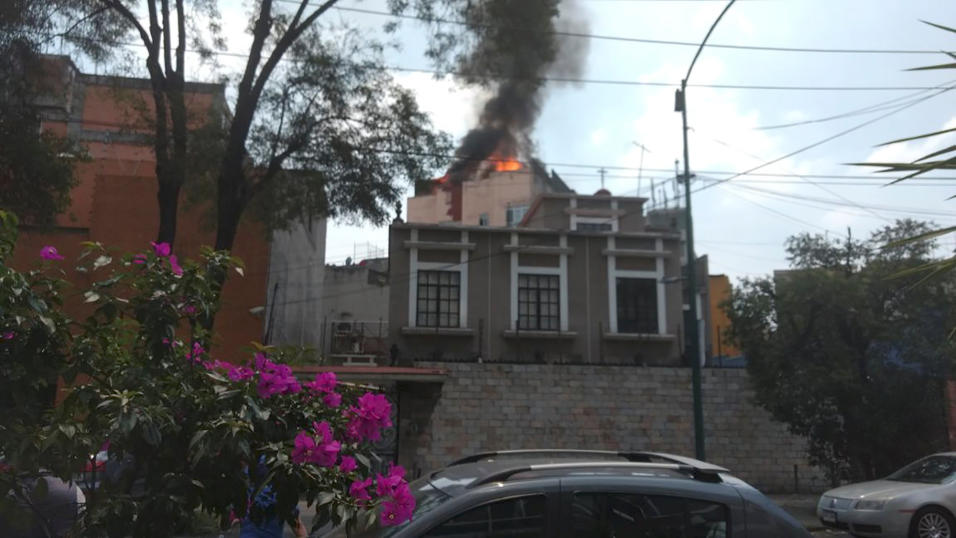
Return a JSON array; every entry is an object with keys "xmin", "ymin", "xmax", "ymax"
[{"xmin": 240, "ymin": 458, "xmax": 306, "ymax": 538}]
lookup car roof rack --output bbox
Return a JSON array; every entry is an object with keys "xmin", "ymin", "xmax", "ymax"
[
  {"xmin": 449, "ymin": 449, "xmax": 729, "ymax": 474},
  {"xmin": 467, "ymin": 461, "xmax": 723, "ymax": 489}
]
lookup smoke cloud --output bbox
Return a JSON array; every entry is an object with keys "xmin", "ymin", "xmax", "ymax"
[{"xmin": 446, "ymin": 0, "xmax": 590, "ymax": 183}]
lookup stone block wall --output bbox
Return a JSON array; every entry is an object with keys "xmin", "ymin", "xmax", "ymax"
[{"xmin": 398, "ymin": 362, "xmax": 827, "ymax": 493}]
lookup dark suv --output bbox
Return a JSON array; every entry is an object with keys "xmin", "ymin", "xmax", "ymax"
[{"xmin": 326, "ymin": 450, "xmax": 811, "ymax": 537}]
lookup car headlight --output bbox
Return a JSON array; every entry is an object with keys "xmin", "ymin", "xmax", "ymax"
[{"xmin": 854, "ymin": 499, "xmax": 886, "ymax": 511}]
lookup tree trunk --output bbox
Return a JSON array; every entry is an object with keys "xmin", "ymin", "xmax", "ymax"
[{"xmin": 155, "ymin": 177, "xmax": 180, "ymax": 246}]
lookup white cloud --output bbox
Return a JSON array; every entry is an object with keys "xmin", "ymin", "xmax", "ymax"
[
  {"xmin": 590, "ymin": 128, "xmax": 607, "ymax": 147},
  {"xmin": 392, "ymin": 72, "xmax": 486, "ymax": 138}
]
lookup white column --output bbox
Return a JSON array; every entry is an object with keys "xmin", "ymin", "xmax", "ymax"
[
  {"xmin": 408, "ymin": 228, "xmax": 418, "ymax": 328},
  {"xmin": 559, "ymin": 234, "xmax": 569, "ymax": 331},
  {"xmin": 459, "ymin": 231, "xmax": 469, "ymax": 328},
  {"xmin": 656, "ymin": 237, "xmax": 666, "ymax": 335},
  {"xmin": 607, "ymin": 236, "xmax": 617, "ymax": 333}
]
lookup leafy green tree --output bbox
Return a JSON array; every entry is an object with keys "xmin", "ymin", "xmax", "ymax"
[
  {"xmin": 0, "ymin": 1, "xmax": 84, "ymax": 226},
  {"xmin": 0, "ymin": 211, "xmax": 409, "ymax": 537},
  {"xmin": 726, "ymin": 220, "xmax": 956, "ymax": 484},
  {"xmin": 49, "ymin": 0, "xmax": 452, "ymax": 251}
]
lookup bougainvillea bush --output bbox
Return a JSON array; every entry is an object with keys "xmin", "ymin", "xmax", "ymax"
[{"xmin": 0, "ymin": 211, "xmax": 411, "ymax": 537}]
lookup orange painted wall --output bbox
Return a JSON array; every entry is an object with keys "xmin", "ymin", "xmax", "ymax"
[
  {"xmin": 12, "ymin": 60, "xmax": 268, "ymax": 359},
  {"xmin": 708, "ymin": 275, "xmax": 740, "ymax": 358}
]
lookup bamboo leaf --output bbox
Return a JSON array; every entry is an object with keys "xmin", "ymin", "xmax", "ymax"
[
  {"xmin": 885, "ymin": 226, "xmax": 956, "ymax": 247},
  {"xmin": 906, "ymin": 62, "xmax": 956, "ymax": 72},
  {"xmin": 913, "ymin": 143, "xmax": 956, "ymax": 162},
  {"xmin": 921, "ymin": 20, "xmax": 956, "ymax": 34},
  {"xmin": 875, "ymin": 126, "xmax": 956, "ymax": 146}
]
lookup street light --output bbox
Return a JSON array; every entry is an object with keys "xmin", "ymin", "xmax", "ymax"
[{"xmin": 674, "ymin": 0, "xmax": 736, "ymax": 461}]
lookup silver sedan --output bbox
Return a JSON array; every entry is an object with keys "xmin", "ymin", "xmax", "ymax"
[{"xmin": 817, "ymin": 453, "xmax": 956, "ymax": 538}]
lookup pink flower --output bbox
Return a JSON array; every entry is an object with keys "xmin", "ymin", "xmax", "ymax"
[
  {"xmin": 376, "ymin": 464, "xmax": 407, "ymax": 497},
  {"xmin": 323, "ymin": 392, "xmax": 342, "ymax": 408},
  {"xmin": 345, "ymin": 392, "xmax": 392, "ymax": 442},
  {"xmin": 40, "ymin": 246, "xmax": 64, "ymax": 261},
  {"xmin": 305, "ymin": 372, "xmax": 337, "ymax": 394},
  {"xmin": 181, "ymin": 304, "xmax": 197, "ymax": 315},
  {"xmin": 169, "ymin": 254, "xmax": 183, "ymax": 276},
  {"xmin": 151, "ymin": 242, "xmax": 171, "ymax": 258},
  {"xmin": 227, "ymin": 365, "xmax": 255, "ymax": 381},
  {"xmin": 291, "ymin": 425, "xmax": 340, "ymax": 467},
  {"xmin": 339, "ymin": 456, "xmax": 357, "ymax": 473},
  {"xmin": 380, "ymin": 486, "xmax": 415, "ymax": 526},
  {"xmin": 349, "ymin": 478, "xmax": 373, "ymax": 504},
  {"xmin": 162, "ymin": 338, "xmax": 183, "ymax": 348},
  {"xmin": 186, "ymin": 342, "xmax": 205, "ymax": 363},
  {"xmin": 253, "ymin": 352, "xmax": 273, "ymax": 371},
  {"xmin": 132, "ymin": 254, "xmax": 148, "ymax": 265},
  {"xmin": 291, "ymin": 431, "xmax": 319, "ymax": 465},
  {"xmin": 1, "ymin": 331, "xmax": 14, "ymax": 340}
]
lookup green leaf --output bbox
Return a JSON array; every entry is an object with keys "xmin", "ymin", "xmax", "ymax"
[
  {"xmin": 353, "ymin": 453, "xmax": 371, "ymax": 469},
  {"xmin": 57, "ymin": 423, "xmax": 77, "ymax": 439},
  {"xmin": 235, "ymin": 266, "xmax": 245, "ymax": 277},
  {"xmin": 907, "ymin": 62, "xmax": 956, "ymax": 72},
  {"xmin": 93, "ymin": 255, "xmax": 112, "ymax": 270},
  {"xmin": 83, "ymin": 291, "xmax": 100, "ymax": 303},
  {"xmin": 875, "ymin": 126, "xmax": 956, "ymax": 147},
  {"xmin": 885, "ymin": 225, "xmax": 956, "ymax": 247},
  {"xmin": 38, "ymin": 316, "xmax": 55, "ymax": 333},
  {"xmin": 921, "ymin": 19, "xmax": 956, "ymax": 34}
]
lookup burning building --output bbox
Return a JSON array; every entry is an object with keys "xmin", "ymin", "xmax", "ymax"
[{"xmin": 407, "ymin": 158, "xmax": 572, "ymax": 227}]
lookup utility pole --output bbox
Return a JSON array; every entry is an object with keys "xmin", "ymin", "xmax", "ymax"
[
  {"xmin": 633, "ymin": 142, "xmax": 651, "ymax": 196},
  {"xmin": 598, "ymin": 168, "xmax": 608, "ymax": 190},
  {"xmin": 673, "ymin": 0, "xmax": 736, "ymax": 461}
]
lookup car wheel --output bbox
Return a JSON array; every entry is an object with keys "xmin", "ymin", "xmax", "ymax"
[{"xmin": 911, "ymin": 507, "xmax": 956, "ymax": 538}]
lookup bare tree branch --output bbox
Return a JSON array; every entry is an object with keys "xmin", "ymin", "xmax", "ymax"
[{"xmin": 99, "ymin": 0, "xmax": 152, "ymax": 51}]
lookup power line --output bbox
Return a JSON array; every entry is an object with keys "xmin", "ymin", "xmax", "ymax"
[
  {"xmin": 753, "ymin": 82, "xmax": 956, "ymax": 130},
  {"xmin": 82, "ymin": 39, "xmax": 954, "ymax": 92},
  {"xmin": 322, "ymin": 3, "xmax": 948, "ymax": 55},
  {"xmin": 693, "ymin": 82, "xmax": 956, "ymax": 194}
]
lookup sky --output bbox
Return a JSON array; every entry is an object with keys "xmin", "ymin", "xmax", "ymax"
[{"xmin": 71, "ymin": 0, "xmax": 956, "ymax": 282}]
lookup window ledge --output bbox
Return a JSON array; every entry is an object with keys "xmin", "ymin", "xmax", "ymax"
[
  {"xmin": 603, "ymin": 332, "xmax": 675, "ymax": 342},
  {"xmin": 404, "ymin": 240, "xmax": 476, "ymax": 251},
  {"xmin": 602, "ymin": 248, "xmax": 672, "ymax": 258},
  {"xmin": 503, "ymin": 330, "xmax": 578, "ymax": 339},
  {"xmin": 503, "ymin": 244, "xmax": 573, "ymax": 255},
  {"xmin": 401, "ymin": 327, "xmax": 474, "ymax": 337}
]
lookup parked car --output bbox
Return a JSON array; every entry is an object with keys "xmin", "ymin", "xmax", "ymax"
[
  {"xmin": 817, "ymin": 452, "xmax": 956, "ymax": 537},
  {"xmin": 322, "ymin": 449, "xmax": 811, "ymax": 537}
]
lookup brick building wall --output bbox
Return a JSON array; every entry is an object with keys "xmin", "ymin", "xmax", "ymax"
[{"xmin": 399, "ymin": 362, "xmax": 827, "ymax": 493}]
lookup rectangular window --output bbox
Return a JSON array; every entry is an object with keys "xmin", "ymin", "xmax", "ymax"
[
  {"xmin": 425, "ymin": 495, "xmax": 547, "ymax": 537},
  {"xmin": 517, "ymin": 274, "xmax": 559, "ymax": 331},
  {"xmin": 416, "ymin": 270, "xmax": 461, "ymax": 328},
  {"xmin": 479, "ymin": 213, "xmax": 489, "ymax": 226},
  {"xmin": 576, "ymin": 221, "xmax": 613, "ymax": 232},
  {"xmin": 506, "ymin": 204, "xmax": 529, "ymax": 227},
  {"xmin": 617, "ymin": 277, "xmax": 658, "ymax": 334},
  {"xmin": 571, "ymin": 492, "xmax": 728, "ymax": 538}
]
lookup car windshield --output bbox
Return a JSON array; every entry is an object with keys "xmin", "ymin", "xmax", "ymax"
[
  {"xmin": 326, "ymin": 473, "xmax": 471, "ymax": 538},
  {"xmin": 887, "ymin": 455, "xmax": 956, "ymax": 484}
]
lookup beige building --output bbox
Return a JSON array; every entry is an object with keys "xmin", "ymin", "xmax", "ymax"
[
  {"xmin": 406, "ymin": 162, "xmax": 573, "ymax": 226},
  {"xmin": 389, "ymin": 191, "xmax": 687, "ymax": 365}
]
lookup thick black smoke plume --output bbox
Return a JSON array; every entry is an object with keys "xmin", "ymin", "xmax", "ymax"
[{"xmin": 446, "ymin": 0, "xmax": 589, "ymax": 182}]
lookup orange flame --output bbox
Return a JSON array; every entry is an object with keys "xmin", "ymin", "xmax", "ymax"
[{"xmin": 491, "ymin": 152, "xmax": 522, "ymax": 172}]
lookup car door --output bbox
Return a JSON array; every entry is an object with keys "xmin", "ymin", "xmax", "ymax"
[
  {"xmin": 557, "ymin": 476, "xmax": 745, "ymax": 538},
  {"xmin": 402, "ymin": 485, "xmax": 560, "ymax": 538}
]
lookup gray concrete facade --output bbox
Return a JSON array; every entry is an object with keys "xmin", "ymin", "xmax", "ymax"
[
  {"xmin": 388, "ymin": 193, "xmax": 688, "ymax": 365},
  {"xmin": 265, "ymin": 219, "xmax": 326, "ymax": 348}
]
